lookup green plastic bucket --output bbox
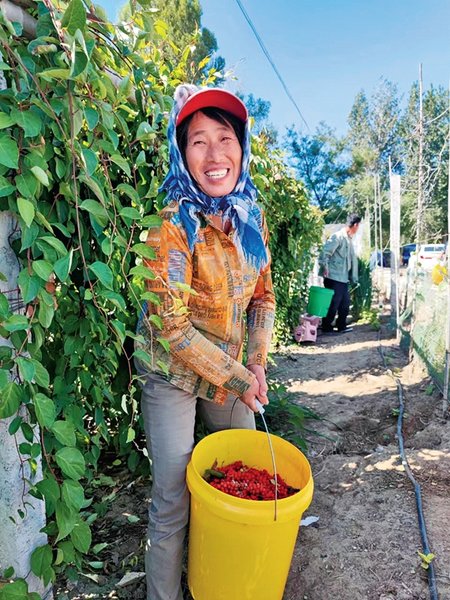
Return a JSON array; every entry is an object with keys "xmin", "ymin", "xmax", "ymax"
[{"xmin": 306, "ymin": 286, "xmax": 334, "ymax": 317}]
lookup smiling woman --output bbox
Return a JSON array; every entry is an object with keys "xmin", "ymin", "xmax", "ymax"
[{"xmin": 133, "ymin": 84, "xmax": 276, "ymax": 600}]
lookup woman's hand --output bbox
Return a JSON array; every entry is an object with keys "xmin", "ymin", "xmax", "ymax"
[{"xmin": 241, "ymin": 364, "xmax": 269, "ymax": 413}]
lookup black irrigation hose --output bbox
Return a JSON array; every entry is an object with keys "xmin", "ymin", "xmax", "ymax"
[{"xmin": 378, "ymin": 343, "xmax": 439, "ymax": 600}]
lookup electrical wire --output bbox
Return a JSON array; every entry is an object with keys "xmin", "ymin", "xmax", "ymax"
[
  {"xmin": 234, "ymin": 0, "xmax": 309, "ymax": 131},
  {"xmin": 378, "ymin": 340, "xmax": 438, "ymax": 600}
]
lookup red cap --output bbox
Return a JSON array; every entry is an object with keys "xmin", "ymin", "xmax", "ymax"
[{"xmin": 176, "ymin": 88, "xmax": 248, "ymax": 126}]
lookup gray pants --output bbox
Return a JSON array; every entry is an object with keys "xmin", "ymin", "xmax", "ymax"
[{"xmin": 136, "ymin": 363, "xmax": 255, "ymax": 600}]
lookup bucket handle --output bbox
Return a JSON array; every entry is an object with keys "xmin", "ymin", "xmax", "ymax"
[{"xmin": 255, "ymin": 400, "xmax": 278, "ymax": 521}]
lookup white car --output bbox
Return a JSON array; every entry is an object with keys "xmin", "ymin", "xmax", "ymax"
[{"xmin": 409, "ymin": 244, "xmax": 446, "ymax": 271}]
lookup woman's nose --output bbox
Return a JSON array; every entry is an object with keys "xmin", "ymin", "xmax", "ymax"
[{"xmin": 205, "ymin": 142, "xmax": 222, "ymax": 161}]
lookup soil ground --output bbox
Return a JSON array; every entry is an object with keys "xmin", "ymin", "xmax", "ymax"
[{"xmin": 55, "ymin": 319, "xmax": 450, "ymax": 600}]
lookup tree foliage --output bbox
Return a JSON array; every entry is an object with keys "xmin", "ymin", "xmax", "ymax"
[{"xmin": 285, "ymin": 123, "xmax": 349, "ymax": 222}]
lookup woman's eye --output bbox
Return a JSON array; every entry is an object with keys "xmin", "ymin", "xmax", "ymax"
[{"xmin": 192, "ymin": 139, "xmax": 205, "ymax": 146}]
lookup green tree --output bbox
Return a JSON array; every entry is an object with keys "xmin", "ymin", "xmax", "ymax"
[
  {"xmin": 399, "ymin": 83, "xmax": 449, "ymax": 242},
  {"xmin": 285, "ymin": 124, "xmax": 349, "ymax": 222},
  {"xmin": 146, "ymin": 0, "xmax": 225, "ymax": 83}
]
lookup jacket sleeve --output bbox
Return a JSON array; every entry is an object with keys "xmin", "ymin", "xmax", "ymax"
[
  {"xmin": 319, "ymin": 233, "xmax": 340, "ymax": 273},
  {"xmin": 246, "ymin": 221, "xmax": 275, "ymax": 369},
  {"xmin": 141, "ymin": 220, "xmax": 256, "ymax": 397}
]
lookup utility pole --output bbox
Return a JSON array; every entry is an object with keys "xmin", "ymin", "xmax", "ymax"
[
  {"xmin": 416, "ymin": 63, "xmax": 424, "ymax": 247},
  {"xmin": 389, "ymin": 156, "xmax": 401, "ymax": 339}
]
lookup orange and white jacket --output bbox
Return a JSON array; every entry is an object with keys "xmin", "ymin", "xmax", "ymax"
[{"xmin": 136, "ymin": 200, "xmax": 275, "ymax": 404}]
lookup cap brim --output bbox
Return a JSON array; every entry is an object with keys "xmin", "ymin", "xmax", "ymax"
[{"xmin": 176, "ymin": 88, "xmax": 248, "ymax": 126}]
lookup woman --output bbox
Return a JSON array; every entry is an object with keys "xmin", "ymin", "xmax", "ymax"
[{"xmin": 136, "ymin": 84, "xmax": 275, "ymax": 600}]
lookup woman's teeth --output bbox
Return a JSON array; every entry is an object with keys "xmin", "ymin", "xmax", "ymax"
[{"xmin": 206, "ymin": 169, "xmax": 228, "ymax": 179}]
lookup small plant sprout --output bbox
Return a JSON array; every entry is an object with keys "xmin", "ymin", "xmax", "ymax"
[{"xmin": 417, "ymin": 550, "xmax": 435, "ymax": 570}]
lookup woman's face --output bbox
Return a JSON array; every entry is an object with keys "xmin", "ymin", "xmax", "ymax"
[{"xmin": 184, "ymin": 111, "xmax": 243, "ymax": 197}]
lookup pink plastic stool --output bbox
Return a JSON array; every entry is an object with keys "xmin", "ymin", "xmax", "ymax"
[{"xmin": 293, "ymin": 314, "xmax": 320, "ymax": 343}]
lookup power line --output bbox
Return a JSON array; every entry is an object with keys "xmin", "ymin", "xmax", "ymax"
[{"xmin": 234, "ymin": 0, "xmax": 309, "ymax": 131}]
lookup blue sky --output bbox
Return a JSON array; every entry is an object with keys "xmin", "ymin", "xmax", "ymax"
[{"xmin": 97, "ymin": 0, "xmax": 450, "ymax": 136}]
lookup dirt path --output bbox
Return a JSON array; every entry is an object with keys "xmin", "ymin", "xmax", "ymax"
[
  {"xmin": 276, "ymin": 322, "xmax": 450, "ymax": 600},
  {"xmin": 56, "ymin": 321, "xmax": 450, "ymax": 600}
]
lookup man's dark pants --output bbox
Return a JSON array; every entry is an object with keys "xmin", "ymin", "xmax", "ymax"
[{"xmin": 321, "ymin": 278, "xmax": 350, "ymax": 332}]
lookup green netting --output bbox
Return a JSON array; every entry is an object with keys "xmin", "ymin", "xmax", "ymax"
[{"xmin": 399, "ymin": 271, "xmax": 448, "ymax": 390}]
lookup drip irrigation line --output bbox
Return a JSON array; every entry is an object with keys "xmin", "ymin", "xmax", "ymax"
[{"xmin": 378, "ymin": 340, "xmax": 438, "ymax": 600}]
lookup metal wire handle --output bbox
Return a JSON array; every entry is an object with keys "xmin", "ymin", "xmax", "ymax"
[{"xmin": 255, "ymin": 400, "xmax": 278, "ymax": 521}]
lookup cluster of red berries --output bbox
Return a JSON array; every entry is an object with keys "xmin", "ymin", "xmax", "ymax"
[{"xmin": 204, "ymin": 460, "xmax": 299, "ymax": 501}]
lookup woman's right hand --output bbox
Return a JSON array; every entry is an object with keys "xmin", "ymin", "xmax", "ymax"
[{"xmin": 240, "ymin": 377, "xmax": 264, "ymax": 413}]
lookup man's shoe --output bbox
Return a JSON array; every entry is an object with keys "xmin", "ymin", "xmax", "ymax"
[
  {"xmin": 336, "ymin": 326, "xmax": 353, "ymax": 333},
  {"xmin": 320, "ymin": 327, "xmax": 334, "ymax": 334}
]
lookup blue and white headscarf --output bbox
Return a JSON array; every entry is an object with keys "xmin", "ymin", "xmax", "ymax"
[{"xmin": 160, "ymin": 84, "xmax": 268, "ymax": 271}]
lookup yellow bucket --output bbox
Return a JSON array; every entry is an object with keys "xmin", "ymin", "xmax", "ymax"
[{"xmin": 186, "ymin": 429, "xmax": 314, "ymax": 600}]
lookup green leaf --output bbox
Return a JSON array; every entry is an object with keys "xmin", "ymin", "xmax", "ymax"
[
  {"xmin": 15, "ymin": 173, "xmax": 38, "ymax": 198},
  {"xmin": 141, "ymin": 291, "xmax": 161, "ymax": 305},
  {"xmin": 58, "ymin": 540, "xmax": 75, "ymax": 564},
  {"xmin": 116, "ymin": 183, "xmax": 140, "ymax": 204},
  {"xmin": 157, "ymin": 338, "xmax": 170, "ymax": 352},
  {"xmin": 38, "ymin": 68, "xmax": 71, "ymax": 82},
  {"xmin": 54, "ymin": 250, "xmax": 73, "ymax": 282},
  {"xmin": 18, "ymin": 270, "xmax": 41, "ymax": 303},
  {"xmin": 84, "ymin": 107, "xmax": 98, "ymax": 130},
  {"xmin": 79, "ymin": 199, "xmax": 107, "ymax": 219},
  {"xmin": 16, "ymin": 357, "xmax": 36, "ymax": 383},
  {"xmin": 131, "ymin": 243, "xmax": 156, "ymax": 260},
  {"xmin": 0, "ymin": 175, "xmax": 15, "ymax": 197},
  {"xmin": 110, "ymin": 154, "xmax": 131, "ymax": 177},
  {"xmin": 0, "ymin": 134, "xmax": 19, "ymax": 169},
  {"xmin": 32, "ymin": 260, "xmax": 53, "ymax": 281},
  {"xmin": 31, "ymin": 359, "xmax": 50, "ymax": 388},
  {"xmin": 33, "ymin": 392, "xmax": 56, "ymax": 428},
  {"xmin": 141, "ymin": 214, "xmax": 163, "ymax": 228},
  {"xmin": 55, "ymin": 447, "xmax": 85, "ymax": 480},
  {"xmin": 0, "ymin": 579, "xmax": 29, "ymax": 599},
  {"xmin": 62, "ymin": 480, "xmax": 85, "ymax": 511},
  {"xmin": 0, "ymin": 292, "xmax": 10, "ymax": 319},
  {"xmin": 0, "ymin": 113, "xmax": 14, "ymax": 129},
  {"xmin": 3, "ymin": 314, "xmax": 29, "ymax": 332},
  {"xmin": 39, "ymin": 236, "xmax": 67, "ymax": 256},
  {"xmin": 11, "ymin": 108, "xmax": 42, "ymax": 138},
  {"xmin": 36, "ymin": 477, "xmax": 60, "ymax": 509},
  {"xmin": 17, "ymin": 197, "xmax": 35, "ymax": 227},
  {"xmin": 38, "ymin": 300, "xmax": 55, "ymax": 328},
  {"xmin": 119, "ymin": 207, "xmax": 140, "ymax": 220},
  {"xmin": 0, "ymin": 382, "xmax": 22, "ymax": 418},
  {"xmin": 70, "ymin": 51, "xmax": 88, "ymax": 78},
  {"xmin": 52, "ymin": 420, "xmax": 76, "ymax": 446},
  {"xmin": 81, "ymin": 148, "xmax": 98, "ymax": 176},
  {"xmin": 30, "ymin": 166, "xmax": 49, "ymax": 187},
  {"xmin": 55, "ymin": 500, "xmax": 77, "ymax": 541},
  {"xmin": 129, "ymin": 265, "xmax": 156, "ymax": 279},
  {"xmin": 30, "ymin": 544, "xmax": 52, "ymax": 577},
  {"xmin": 61, "ymin": 0, "xmax": 86, "ymax": 34},
  {"xmin": 111, "ymin": 319, "xmax": 126, "ymax": 344},
  {"xmin": 88, "ymin": 261, "xmax": 114, "ymax": 290},
  {"xmin": 0, "ymin": 369, "xmax": 9, "ymax": 390},
  {"xmin": 70, "ymin": 520, "xmax": 92, "ymax": 553},
  {"xmin": 133, "ymin": 348, "xmax": 152, "ymax": 364}
]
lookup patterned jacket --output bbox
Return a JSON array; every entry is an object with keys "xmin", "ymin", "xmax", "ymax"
[{"xmin": 136, "ymin": 200, "xmax": 275, "ymax": 404}]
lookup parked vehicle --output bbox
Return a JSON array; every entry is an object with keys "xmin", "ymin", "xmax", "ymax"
[
  {"xmin": 401, "ymin": 243, "xmax": 416, "ymax": 266},
  {"xmin": 369, "ymin": 250, "xmax": 391, "ymax": 270},
  {"xmin": 408, "ymin": 243, "xmax": 446, "ymax": 271}
]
